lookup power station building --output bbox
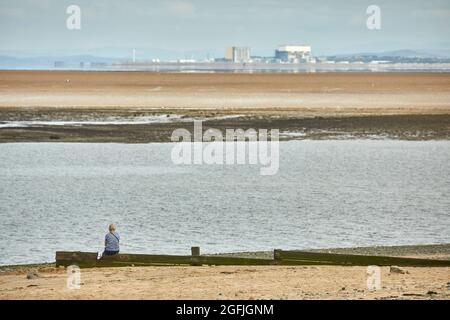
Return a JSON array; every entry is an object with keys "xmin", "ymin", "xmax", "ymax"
[
  {"xmin": 275, "ymin": 45, "xmax": 312, "ymax": 63},
  {"xmin": 225, "ymin": 46, "xmax": 251, "ymax": 63}
]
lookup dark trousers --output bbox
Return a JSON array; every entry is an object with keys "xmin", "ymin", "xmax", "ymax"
[{"xmin": 102, "ymin": 250, "xmax": 119, "ymax": 257}]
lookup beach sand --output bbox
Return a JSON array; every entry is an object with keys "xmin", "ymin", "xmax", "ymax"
[
  {"xmin": 1, "ymin": 245, "xmax": 449, "ymax": 300},
  {"xmin": 0, "ymin": 265, "xmax": 449, "ymax": 300}
]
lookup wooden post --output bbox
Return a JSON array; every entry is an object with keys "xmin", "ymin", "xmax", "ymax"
[
  {"xmin": 191, "ymin": 247, "xmax": 201, "ymax": 266},
  {"xmin": 273, "ymin": 249, "xmax": 282, "ymax": 261},
  {"xmin": 191, "ymin": 247, "xmax": 200, "ymax": 256}
]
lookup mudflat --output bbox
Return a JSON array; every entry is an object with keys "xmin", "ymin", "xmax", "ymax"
[{"xmin": 1, "ymin": 71, "xmax": 450, "ymax": 142}]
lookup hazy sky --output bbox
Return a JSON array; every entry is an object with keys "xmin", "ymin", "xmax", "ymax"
[{"xmin": 1, "ymin": 0, "xmax": 449, "ymax": 58}]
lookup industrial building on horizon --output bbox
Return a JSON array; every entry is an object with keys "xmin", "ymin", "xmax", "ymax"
[
  {"xmin": 53, "ymin": 43, "xmax": 317, "ymax": 69},
  {"xmin": 275, "ymin": 45, "xmax": 312, "ymax": 63},
  {"xmin": 222, "ymin": 44, "xmax": 313, "ymax": 64},
  {"xmin": 49, "ymin": 42, "xmax": 450, "ymax": 71},
  {"xmin": 225, "ymin": 46, "xmax": 251, "ymax": 63}
]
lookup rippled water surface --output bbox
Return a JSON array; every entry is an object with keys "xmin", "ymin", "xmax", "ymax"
[{"xmin": 0, "ymin": 141, "xmax": 449, "ymax": 265}]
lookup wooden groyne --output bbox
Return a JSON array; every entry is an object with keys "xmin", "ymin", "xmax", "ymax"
[
  {"xmin": 55, "ymin": 247, "xmax": 450, "ymax": 268},
  {"xmin": 273, "ymin": 250, "xmax": 450, "ymax": 267},
  {"xmin": 55, "ymin": 250, "xmax": 275, "ymax": 268}
]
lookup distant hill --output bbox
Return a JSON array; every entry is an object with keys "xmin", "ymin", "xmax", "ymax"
[
  {"xmin": 0, "ymin": 47, "xmax": 219, "ymax": 69},
  {"xmin": 326, "ymin": 49, "xmax": 450, "ymax": 63},
  {"xmin": 0, "ymin": 55, "xmax": 121, "ymax": 69}
]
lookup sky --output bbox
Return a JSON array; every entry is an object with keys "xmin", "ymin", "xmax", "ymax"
[{"xmin": 1, "ymin": 0, "xmax": 450, "ymax": 58}]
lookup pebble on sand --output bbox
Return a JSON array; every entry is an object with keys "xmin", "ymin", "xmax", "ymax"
[
  {"xmin": 26, "ymin": 270, "xmax": 39, "ymax": 280},
  {"xmin": 390, "ymin": 266, "xmax": 407, "ymax": 274}
]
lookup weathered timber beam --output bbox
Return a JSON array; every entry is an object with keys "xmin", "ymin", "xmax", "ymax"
[{"xmin": 274, "ymin": 250, "xmax": 450, "ymax": 267}]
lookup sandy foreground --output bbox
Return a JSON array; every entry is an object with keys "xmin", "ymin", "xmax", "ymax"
[
  {"xmin": 0, "ymin": 265, "xmax": 449, "ymax": 300},
  {"xmin": 1, "ymin": 71, "xmax": 450, "ymax": 114},
  {"xmin": 1, "ymin": 245, "xmax": 450, "ymax": 300}
]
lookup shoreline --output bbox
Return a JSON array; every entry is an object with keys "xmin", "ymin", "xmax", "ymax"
[{"xmin": 2, "ymin": 244, "xmax": 449, "ymax": 271}]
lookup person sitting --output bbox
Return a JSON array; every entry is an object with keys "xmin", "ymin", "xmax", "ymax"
[{"xmin": 102, "ymin": 224, "xmax": 120, "ymax": 257}]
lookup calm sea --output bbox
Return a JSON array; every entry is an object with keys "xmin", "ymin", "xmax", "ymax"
[{"xmin": 0, "ymin": 141, "xmax": 449, "ymax": 265}]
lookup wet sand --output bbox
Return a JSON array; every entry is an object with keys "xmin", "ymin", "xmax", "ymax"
[
  {"xmin": 1, "ymin": 245, "xmax": 449, "ymax": 300},
  {"xmin": 1, "ymin": 112, "xmax": 450, "ymax": 142}
]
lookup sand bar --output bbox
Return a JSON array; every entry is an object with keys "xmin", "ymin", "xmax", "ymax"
[{"xmin": 1, "ymin": 71, "xmax": 450, "ymax": 115}]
